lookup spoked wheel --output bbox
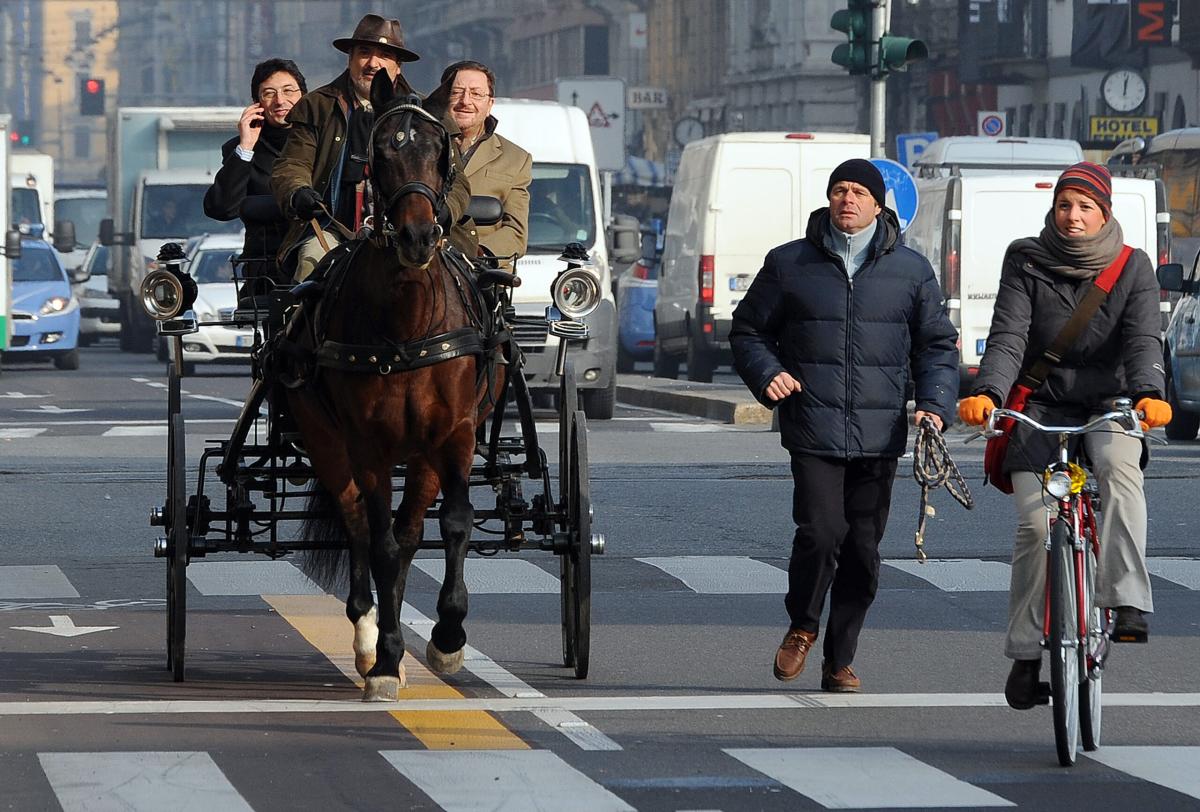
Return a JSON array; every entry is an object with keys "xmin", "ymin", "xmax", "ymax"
[
  {"xmin": 166, "ymin": 411, "xmax": 188, "ymax": 682},
  {"xmin": 1080, "ymin": 542, "xmax": 1104, "ymax": 752},
  {"xmin": 566, "ymin": 409, "xmax": 591, "ymax": 679},
  {"xmin": 1048, "ymin": 519, "xmax": 1080, "ymax": 766},
  {"xmin": 558, "ymin": 360, "xmax": 579, "ymax": 668}
]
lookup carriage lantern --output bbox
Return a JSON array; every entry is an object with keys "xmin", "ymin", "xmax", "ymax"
[
  {"xmin": 140, "ymin": 242, "xmax": 198, "ymax": 329},
  {"xmin": 549, "ymin": 242, "xmax": 601, "ymax": 323}
]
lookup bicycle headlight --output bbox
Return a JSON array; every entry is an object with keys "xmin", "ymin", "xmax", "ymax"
[
  {"xmin": 140, "ymin": 266, "xmax": 197, "ymax": 321},
  {"xmin": 552, "ymin": 266, "xmax": 602, "ymax": 320},
  {"xmin": 1044, "ymin": 463, "xmax": 1086, "ymax": 498}
]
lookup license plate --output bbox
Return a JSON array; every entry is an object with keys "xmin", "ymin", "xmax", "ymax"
[
  {"xmin": 976, "ymin": 338, "xmax": 986, "ymax": 356},
  {"xmin": 730, "ymin": 276, "xmax": 752, "ymax": 291},
  {"xmin": 236, "ymin": 335, "xmax": 252, "ymax": 348}
]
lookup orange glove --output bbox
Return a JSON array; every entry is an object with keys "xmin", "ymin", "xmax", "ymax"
[
  {"xmin": 958, "ymin": 394, "xmax": 995, "ymax": 426},
  {"xmin": 1135, "ymin": 397, "xmax": 1172, "ymax": 432}
]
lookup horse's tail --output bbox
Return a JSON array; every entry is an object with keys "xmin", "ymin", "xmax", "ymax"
[{"xmin": 297, "ymin": 482, "xmax": 349, "ymax": 590}]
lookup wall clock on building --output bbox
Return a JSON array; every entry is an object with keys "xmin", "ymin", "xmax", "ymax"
[
  {"xmin": 674, "ymin": 116, "xmax": 704, "ymax": 147},
  {"xmin": 1101, "ymin": 68, "xmax": 1147, "ymax": 113}
]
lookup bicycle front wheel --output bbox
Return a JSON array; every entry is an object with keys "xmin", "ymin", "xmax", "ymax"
[
  {"xmin": 1080, "ymin": 538, "xmax": 1104, "ymax": 752},
  {"xmin": 1049, "ymin": 518, "xmax": 1080, "ymax": 766}
]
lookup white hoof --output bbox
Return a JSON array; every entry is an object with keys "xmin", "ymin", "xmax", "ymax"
[
  {"xmin": 362, "ymin": 665, "xmax": 406, "ymax": 702},
  {"xmin": 426, "ymin": 639, "xmax": 464, "ymax": 675},
  {"xmin": 353, "ymin": 607, "xmax": 379, "ymax": 678}
]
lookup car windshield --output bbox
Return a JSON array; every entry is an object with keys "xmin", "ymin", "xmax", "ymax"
[
  {"xmin": 87, "ymin": 243, "xmax": 111, "ymax": 277},
  {"xmin": 526, "ymin": 164, "xmax": 596, "ymax": 252},
  {"xmin": 190, "ymin": 249, "xmax": 236, "ymax": 284},
  {"xmin": 11, "ymin": 187, "xmax": 42, "ymax": 226},
  {"xmin": 140, "ymin": 184, "xmax": 241, "ymax": 239},
  {"xmin": 55, "ymin": 196, "xmax": 107, "ymax": 245},
  {"xmin": 13, "ymin": 248, "xmax": 64, "ymax": 282}
]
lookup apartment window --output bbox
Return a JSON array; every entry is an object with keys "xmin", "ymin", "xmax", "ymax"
[
  {"xmin": 583, "ymin": 25, "xmax": 608, "ymax": 75},
  {"xmin": 1053, "ymin": 102, "xmax": 1066, "ymax": 138},
  {"xmin": 74, "ymin": 18, "xmax": 91, "ymax": 50},
  {"xmin": 74, "ymin": 127, "xmax": 90, "ymax": 159}
]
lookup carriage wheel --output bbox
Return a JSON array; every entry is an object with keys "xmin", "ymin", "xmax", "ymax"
[
  {"xmin": 166, "ymin": 412, "xmax": 188, "ymax": 682},
  {"xmin": 558, "ymin": 360, "xmax": 579, "ymax": 667},
  {"xmin": 567, "ymin": 409, "xmax": 591, "ymax": 679}
]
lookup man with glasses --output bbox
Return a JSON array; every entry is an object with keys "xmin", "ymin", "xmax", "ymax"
[
  {"xmin": 440, "ymin": 60, "xmax": 532, "ymax": 268},
  {"xmin": 271, "ymin": 14, "xmax": 475, "ymax": 281},
  {"xmin": 204, "ymin": 58, "xmax": 307, "ymax": 296}
]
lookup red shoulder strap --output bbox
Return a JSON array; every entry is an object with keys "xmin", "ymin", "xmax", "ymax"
[{"xmin": 1095, "ymin": 245, "xmax": 1133, "ymax": 293}]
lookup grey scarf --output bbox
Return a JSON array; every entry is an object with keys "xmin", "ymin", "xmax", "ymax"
[{"xmin": 1008, "ymin": 211, "xmax": 1125, "ymax": 281}]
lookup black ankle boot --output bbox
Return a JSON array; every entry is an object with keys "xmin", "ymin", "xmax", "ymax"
[
  {"xmin": 1112, "ymin": 606, "xmax": 1149, "ymax": 643},
  {"xmin": 1005, "ymin": 658, "xmax": 1042, "ymax": 710}
]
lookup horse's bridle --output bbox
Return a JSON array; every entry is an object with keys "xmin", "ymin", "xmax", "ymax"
[{"xmin": 367, "ymin": 98, "xmax": 456, "ymax": 239}]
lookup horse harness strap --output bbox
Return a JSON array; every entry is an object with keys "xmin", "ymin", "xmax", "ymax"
[{"xmin": 316, "ymin": 326, "xmax": 484, "ymax": 375}]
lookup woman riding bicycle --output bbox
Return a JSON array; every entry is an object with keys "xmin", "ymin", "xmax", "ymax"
[{"xmin": 957, "ymin": 162, "xmax": 1171, "ymax": 710}]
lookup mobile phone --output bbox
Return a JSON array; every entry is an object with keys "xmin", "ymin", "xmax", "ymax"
[{"xmin": 250, "ymin": 119, "xmax": 262, "ymax": 129}]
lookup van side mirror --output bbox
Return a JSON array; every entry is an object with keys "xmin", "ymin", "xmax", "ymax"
[
  {"xmin": 608, "ymin": 214, "xmax": 641, "ymax": 265},
  {"xmin": 70, "ymin": 264, "xmax": 91, "ymax": 284},
  {"xmin": 53, "ymin": 219, "xmax": 77, "ymax": 254},
  {"xmin": 99, "ymin": 218, "xmax": 115, "ymax": 246},
  {"xmin": 4, "ymin": 229, "xmax": 21, "ymax": 259},
  {"xmin": 1157, "ymin": 263, "xmax": 1187, "ymax": 293},
  {"xmin": 465, "ymin": 195, "xmax": 503, "ymax": 227}
]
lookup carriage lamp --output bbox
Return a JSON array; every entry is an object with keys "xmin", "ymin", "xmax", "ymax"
[
  {"xmin": 552, "ymin": 266, "xmax": 602, "ymax": 320},
  {"xmin": 140, "ymin": 243, "xmax": 197, "ymax": 321}
]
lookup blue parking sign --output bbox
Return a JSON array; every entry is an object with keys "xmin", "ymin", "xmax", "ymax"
[
  {"xmin": 869, "ymin": 157, "xmax": 920, "ymax": 232},
  {"xmin": 895, "ymin": 131, "xmax": 938, "ymax": 169}
]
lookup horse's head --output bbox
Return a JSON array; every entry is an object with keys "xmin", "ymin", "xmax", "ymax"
[{"xmin": 368, "ymin": 71, "xmax": 456, "ymax": 268}]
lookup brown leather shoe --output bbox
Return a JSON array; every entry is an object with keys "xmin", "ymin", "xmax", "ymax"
[
  {"xmin": 773, "ymin": 628, "xmax": 817, "ymax": 681},
  {"xmin": 821, "ymin": 661, "xmax": 861, "ymax": 692}
]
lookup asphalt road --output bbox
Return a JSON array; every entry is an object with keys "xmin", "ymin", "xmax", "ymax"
[{"xmin": 1, "ymin": 344, "xmax": 1198, "ymax": 811}]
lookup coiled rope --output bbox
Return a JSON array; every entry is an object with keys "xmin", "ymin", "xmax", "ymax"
[{"xmin": 911, "ymin": 416, "xmax": 974, "ymax": 562}]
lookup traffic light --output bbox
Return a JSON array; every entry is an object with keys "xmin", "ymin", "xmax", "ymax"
[
  {"xmin": 10, "ymin": 118, "xmax": 35, "ymax": 147},
  {"xmin": 831, "ymin": 0, "xmax": 873, "ymax": 75},
  {"xmin": 877, "ymin": 34, "xmax": 928, "ymax": 76},
  {"xmin": 80, "ymin": 77, "xmax": 105, "ymax": 116}
]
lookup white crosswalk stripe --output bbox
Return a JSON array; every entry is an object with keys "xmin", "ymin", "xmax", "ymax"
[
  {"xmin": 380, "ymin": 750, "xmax": 636, "ymax": 811},
  {"xmin": 39, "ymin": 751, "xmax": 253, "ymax": 812},
  {"xmin": 1147, "ymin": 558, "xmax": 1200, "ymax": 590},
  {"xmin": 0, "ymin": 565, "xmax": 79, "ymax": 598},
  {"xmin": 187, "ymin": 560, "xmax": 323, "ymax": 596},
  {"xmin": 885, "ymin": 558, "xmax": 1012, "ymax": 592},
  {"xmin": 0, "ymin": 427, "xmax": 46, "ymax": 439},
  {"xmin": 638, "ymin": 555, "xmax": 787, "ymax": 593},
  {"xmin": 1085, "ymin": 746, "xmax": 1200, "ymax": 800},
  {"xmin": 414, "ymin": 557, "xmax": 561, "ymax": 594},
  {"xmin": 725, "ymin": 746, "xmax": 1015, "ymax": 808}
]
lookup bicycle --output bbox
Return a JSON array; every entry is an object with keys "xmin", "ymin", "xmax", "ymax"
[{"xmin": 982, "ymin": 398, "xmax": 1155, "ymax": 767}]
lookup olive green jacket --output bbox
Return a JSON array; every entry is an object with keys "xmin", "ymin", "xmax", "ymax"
[
  {"xmin": 271, "ymin": 70, "xmax": 474, "ymax": 263},
  {"xmin": 461, "ymin": 118, "xmax": 532, "ymax": 265}
]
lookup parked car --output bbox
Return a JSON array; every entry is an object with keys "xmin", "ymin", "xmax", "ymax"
[
  {"xmin": 1158, "ymin": 257, "xmax": 1200, "ymax": 440},
  {"xmin": 616, "ymin": 224, "xmax": 662, "ymax": 372},
  {"xmin": 4, "ymin": 238, "xmax": 81, "ymax": 370},
  {"xmin": 73, "ymin": 241, "xmax": 121, "ymax": 345},
  {"xmin": 156, "ymin": 233, "xmax": 253, "ymax": 375}
]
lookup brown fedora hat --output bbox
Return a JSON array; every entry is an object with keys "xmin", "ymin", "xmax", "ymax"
[{"xmin": 332, "ymin": 14, "xmax": 420, "ymax": 63}]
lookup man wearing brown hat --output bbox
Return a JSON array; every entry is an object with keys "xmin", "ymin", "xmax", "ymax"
[
  {"xmin": 272, "ymin": 13, "xmax": 474, "ymax": 280},
  {"xmin": 730, "ymin": 158, "xmax": 958, "ymax": 693}
]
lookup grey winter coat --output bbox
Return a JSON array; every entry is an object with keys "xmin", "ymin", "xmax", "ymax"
[{"xmin": 730, "ymin": 208, "xmax": 959, "ymax": 459}]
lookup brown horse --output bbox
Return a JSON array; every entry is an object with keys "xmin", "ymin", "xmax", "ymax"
[{"xmin": 289, "ymin": 74, "xmax": 500, "ymax": 701}]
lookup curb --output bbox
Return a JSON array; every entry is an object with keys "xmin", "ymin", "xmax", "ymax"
[{"xmin": 616, "ymin": 378, "xmax": 773, "ymax": 425}]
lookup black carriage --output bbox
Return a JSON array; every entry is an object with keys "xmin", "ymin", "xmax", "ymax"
[{"xmin": 143, "ymin": 239, "xmax": 603, "ymax": 685}]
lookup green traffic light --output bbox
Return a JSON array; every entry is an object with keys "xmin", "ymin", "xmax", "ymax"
[
  {"xmin": 19, "ymin": 134, "xmax": 31, "ymax": 146},
  {"xmin": 877, "ymin": 35, "xmax": 929, "ymax": 74},
  {"xmin": 830, "ymin": 1, "xmax": 873, "ymax": 75}
]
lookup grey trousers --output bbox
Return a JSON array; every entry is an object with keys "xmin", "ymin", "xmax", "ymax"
[
  {"xmin": 1004, "ymin": 419, "xmax": 1152, "ymax": 660},
  {"xmin": 294, "ymin": 230, "xmax": 342, "ymax": 282}
]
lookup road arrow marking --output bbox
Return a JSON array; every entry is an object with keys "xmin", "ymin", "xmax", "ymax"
[
  {"xmin": 11, "ymin": 615, "xmax": 119, "ymax": 637},
  {"xmin": 15, "ymin": 404, "xmax": 92, "ymax": 414},
  {"xmin": 0, "ymin": 392, "xmax": 49, "ymax": 399}
]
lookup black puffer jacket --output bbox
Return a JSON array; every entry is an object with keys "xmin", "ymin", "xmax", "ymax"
[
  {"xmin": 731, "ymin": 208, "xmax": 959, "ymax": 459},
  {"xmin": 972, "ymin": 245, "xmax": 1165, "ymax": 473}
]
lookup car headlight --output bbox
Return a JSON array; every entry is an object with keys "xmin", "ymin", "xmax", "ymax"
[{"xmin": 40, "ymin": 295, "xmax": 74, "ymax": 315}]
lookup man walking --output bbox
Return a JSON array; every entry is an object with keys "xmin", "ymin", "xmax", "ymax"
[{"xmin": 730, "ymin": 159, "xmax": 958, "ymax": 692}]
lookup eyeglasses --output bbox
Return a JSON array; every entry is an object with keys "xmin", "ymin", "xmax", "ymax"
[
  {"xmin": 259, "ymin": 86, "xmax": 302, "ymax": 102},
  {"xmin": 449, "ymin": 88, "xmax": 492, "ymax": 102}
]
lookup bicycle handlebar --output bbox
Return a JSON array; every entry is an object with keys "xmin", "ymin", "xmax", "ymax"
[{"xmin": 981, "ymin": 398, "xmax": 1144, "ymax": 440}]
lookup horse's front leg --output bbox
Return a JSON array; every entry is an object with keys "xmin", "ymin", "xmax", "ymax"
[{"xmin": 426, "ymin": 443, "xmax": 476, "ymax": 675}]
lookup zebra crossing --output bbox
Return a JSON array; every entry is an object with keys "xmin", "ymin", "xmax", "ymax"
[
  {"xmin": 5, "ymin": 555, "xmax": 1200, "ymax": 601},
  {"xmin": 26, "ymin": 745, "xmax": 1200, "ymax": 810}
]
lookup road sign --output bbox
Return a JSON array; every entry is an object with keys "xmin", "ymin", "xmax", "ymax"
[
  {"xmin": 896, "ymin": 131, "xmax": 939, "ymax": 169},
  {"xmin": 870, "ymin": 157, "xmax": 919, "ymax": 232},
  {"xmin": 977, "ymin": 111, "xmax": 1007, "ymax": 137},
  {"xmin": 557, "ymin": 77, "xmax": 626, "ymax": 172},
  {"xmin": 627, "ymin": 86, "xmax": 669, "ymax": 110}
]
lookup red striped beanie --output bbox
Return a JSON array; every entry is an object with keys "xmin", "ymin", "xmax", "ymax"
[{"xmin": 1054, "ymin": 161, "xmax": 1112, "ymax": 218}]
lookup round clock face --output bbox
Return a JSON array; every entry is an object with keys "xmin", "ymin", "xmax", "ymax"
[
  {"xmin": 1102, "ymin": 69, "xmax": 1147, "ymax": 113},
  {"xmin": 674, "ymin": 117, "xmax": 704, "ymax": 147}
]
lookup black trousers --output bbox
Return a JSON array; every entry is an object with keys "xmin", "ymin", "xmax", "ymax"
[{"xmin": 786, "ymin": 453, "xmax": 899, "ymax": 670}]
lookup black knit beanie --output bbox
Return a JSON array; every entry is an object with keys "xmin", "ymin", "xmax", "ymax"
[{"xmin": 826, "ymin": 158, "xmax": 887, "ymax": 208}]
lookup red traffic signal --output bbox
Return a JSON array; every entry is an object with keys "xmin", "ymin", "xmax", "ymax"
[{"xmin": 80, "ymin": 77, "xmax": 105, "ymax": 116}]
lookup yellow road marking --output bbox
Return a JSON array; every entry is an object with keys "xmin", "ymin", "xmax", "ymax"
[{"xmin": 264, "ymin": 594, "xmax": 527, "ymax": 750}]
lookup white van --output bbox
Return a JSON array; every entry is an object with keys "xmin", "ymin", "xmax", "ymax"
[
  {"xmin": 913, "ymin": 136, "xmax": 1084, "ymax": 177},
  {"xmin": 905, "ymin": 169, "xmax": 1169, "ymax": 391},
  {"xmin": 653, "ymin": 131, "xmax": 871, "ymax": 381},
  {"xmin": 492, "ymin": 98, "xmax": 637, "ymax": 419}
]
